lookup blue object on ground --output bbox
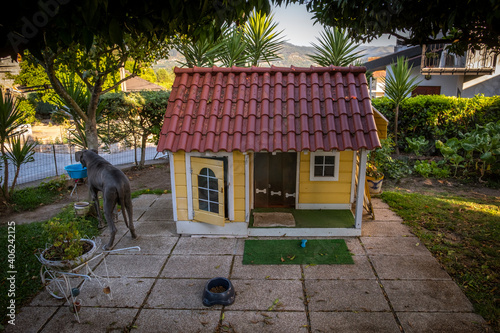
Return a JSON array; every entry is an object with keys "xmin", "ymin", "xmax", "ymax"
[{"xmin": 301, "ymin": 239, "xmax": 307, "ymax": 248}]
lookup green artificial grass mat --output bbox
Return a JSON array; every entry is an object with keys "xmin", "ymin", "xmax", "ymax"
[
  {"xmin": 249, "ymin": 208, "xmax": 355, "ymax": 228},
  {"xmin": 242, "ymin": 239, "xmax": 354, "ymax": 265}
]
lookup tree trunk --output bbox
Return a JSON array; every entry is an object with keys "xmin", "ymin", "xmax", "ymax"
[
  {"xmin": 1, "ymin": 144, "xmax": 9, "ymax": 200},
  {"xmin": 86, "ymin": 78, "xmax": 103, "ymax": 151},
  {"xmin": 140, "ymin": 129, "xmax": 147, "ymax": 167},
  {"xmin": 394, "ymin": 104, "xmax": 400, "ymax": 155}
]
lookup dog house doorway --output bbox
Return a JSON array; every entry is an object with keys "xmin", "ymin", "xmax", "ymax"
[{"xmin": 254, "ymin": 152, "xmax": 297, "ymax": 208}]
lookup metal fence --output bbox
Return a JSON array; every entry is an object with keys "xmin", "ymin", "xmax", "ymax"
[{"xmin": 3, "ymin": 143, "xmax": 163, "ymax": 187}]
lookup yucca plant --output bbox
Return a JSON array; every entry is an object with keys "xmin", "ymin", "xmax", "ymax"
[
  {"xmin": 0, "ymin": 91, "xmax": 25, "ymax": 200},
  {"xmin": 218, "ymin": 25, "xmax": 249, "ymax": 67},
  {"xmin": 244, "ymin": 10, "xmax": 285, "ymax": 66},
  {"xmin": 307, "ymin": 27, "xmax": 363, "ymax": 67},
  {"xmin": 6, "ymin": 135, "xmax": 37, "ymax": 196},
  {"xmin": 384, "ymin": 56, "xmax": 422, "ymax": 154},
  {"xmin": 177, "ymin": 27, "xmax": 223, "ymax": 68}
]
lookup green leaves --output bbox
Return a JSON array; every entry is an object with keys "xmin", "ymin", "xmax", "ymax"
[
  {"xmin": 244, "ymin": 10, "xmax": 285, "ymax": 66},
  {"xmin": 384, "ymin": 57, "xmax": 422, "ymax": 106},
  {"xmin": 307, "ymin": 27, "xmax": 363, "ymax": 67}
]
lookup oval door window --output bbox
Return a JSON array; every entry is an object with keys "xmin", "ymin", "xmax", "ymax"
[{"xmin": 197, "ymin": 168, "xmax": 219, "ymax": 214}]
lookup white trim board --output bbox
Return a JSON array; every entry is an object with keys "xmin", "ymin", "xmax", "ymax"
[
  {"xmin": 176, "ymin": 221, "xmax": 248, "ymax": 236},
  {"xmin": 248, "ymin": 227, "xmax": 361, "ymax": 237},
  {"xmin": 296, "ymin": 203, "xmax": 351, "ymax": 210}
]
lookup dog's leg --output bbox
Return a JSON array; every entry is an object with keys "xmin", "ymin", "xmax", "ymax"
[
  {"xmin": 103, "ymin": 192, "xmax": 118, "ymax": 250},
  {"xmin": 90, "ymin": 187, "xmax": 106, "ymax": 229}
]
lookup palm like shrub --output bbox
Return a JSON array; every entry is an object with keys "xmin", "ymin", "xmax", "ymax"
[
  {"xmin": 244, "ymin": 10, "xmax": 285, "ymax": 66},
  {"xmin": 384, "ymin": 57, "xmax": 422, "ymax": 154},
  {"xmin": 307, "ymin": 27, "xmax": 363, "ymax": 67},
  {"xmin": 0, "ymin": 92, "xmax": 25, "ymax": 200},
  {"xmin": 6, "ymin": 135, "xmax": 37, "ymax": 196}
]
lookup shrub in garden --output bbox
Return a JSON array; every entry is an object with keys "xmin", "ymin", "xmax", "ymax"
[{"xmin": 372, "ymin": 95, "xmax": 500, "ymax": 150}]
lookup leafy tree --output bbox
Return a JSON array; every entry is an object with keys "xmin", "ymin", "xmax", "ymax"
[
  {"xmin": 307, "ymin": 27, "xmax": 363, "ymax": 66},
  {"xmin": 384, "ymin": 56, "xmax": 421, "ymax": 154},
  {"xmin": 280, "ymin": 0, "xmax": 500, "ymax": 54},
  {"xmin": 100, "ymin": 91, "xmax": 169, "ymax": 167},
  {"xmin": 0, "ymin": 0, "xmax": 270, "ymax": 150}
]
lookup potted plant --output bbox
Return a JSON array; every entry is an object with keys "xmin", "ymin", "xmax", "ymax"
[
  {"xmin": 366, "ymin": 159, "xmax": 385, "ymax": 195},
  {"xmin": 40, "ymin": 217, "xmax": 98, "ymax": 270},
  {"xmin": 366, "ymin": 138, "xmax": 394, "ymax": 194}
]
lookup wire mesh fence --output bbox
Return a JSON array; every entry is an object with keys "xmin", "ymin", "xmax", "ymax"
[{"xmin": 3, "ymin": 143, "xmax": 164, "ymax": 187}]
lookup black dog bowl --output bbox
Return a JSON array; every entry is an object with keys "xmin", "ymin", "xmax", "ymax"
[{"xmin": 202, "ymin": 277, "xmax": 235, "ymax": 307}]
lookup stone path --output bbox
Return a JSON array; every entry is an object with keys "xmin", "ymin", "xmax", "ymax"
[{"xmin": 5, "ymin": 194, "xmax": 489, "ymax": 333}]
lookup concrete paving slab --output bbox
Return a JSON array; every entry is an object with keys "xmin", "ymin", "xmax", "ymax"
[
  {"xmin": 4, "ymin": 306, "xmax": 59, "ymax": 333},
  {"xmin": 161, "ymin": 255, "xmax": 232, "ymax": 279},
  {"xmin": 172, "ymin": 237, "xmax": 238, "ymax": 255},
  {"xmin": 221, "ymin": 310, "xmax": 308, "ymax": 332},
  {"xmin": 398, "ymin": 312, "xmax": 490, "ymax": 333},
  {"xmin": 228, "ymin": 279, "xmax": 305, "ymax": 311},
  {"xmin": 383, "ymin": 280, "xmax": 475, "ymax": 312},
  {"xmin": 371, "ymin": 208, "xmax": 403, "ymax": 222},
  {"xmin": 305, "ymin": 279, "xmax": 389, "ymax": 312},
  {"xmin": 231, "ymin": 255, "xmax": 302, "ymax": 280},
  {"xmin": 140, "ymin": 207, "xmax": 173, "ymax": 221},
  {"xmin": 362, "ymin": 221, "xmax": 413, "ymax": 237},
  {"xmin": 309, "ymin": 311, "xmax": 401, "ymax": 333},
  {"xmin": 133, "ymin": 309, "xmax": 220, "ymax": 332},
  {"xmin": 371, "ymin": 255, "xmax": 451, "ymax": 280},
  {"xmin": 344, "ymin": 237, "xmax": 365, "ymax": 255},
  {"xmin": 79, "ymin": 277, "xmax": 154, "ymax": 308},
  {"xmin": 145, "ymin": 278, "xmax": 210, "ymax": 310},
  {"xmin": 114, "ymin": 235, "xmax": 178, "ymax": 255},
  {"xmin": 39, "ymin": 307, "xmax": 137, "ymax": 333},
  {"xmin": 92, "ymin": 254, "xmax": 166, "ymax": 278},
  {"xmin": 360, "ymin": 236, "xmax": 431, "ymax": 256},
  {"xmin": 371, "ymin": 198, "xmax": 390, "ymax": 209},
  {"xmin": 29, "ymin": 288, "xmax": 67, "ymax": 307},
  {"xmin": 133, "ymin": 221, "xmax": 177, "ymax": 237},
  {"xmin": 303, "ymin": 255, "xmax": 375, "ymax": 280},
  {"xmin": 132, "ymin": 194, "xmax": 160, "ymax": 208}
]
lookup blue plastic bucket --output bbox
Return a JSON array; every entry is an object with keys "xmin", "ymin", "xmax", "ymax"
[{"xmin": 64, "ymin": 164, "xmax": 88, "ymax": 179}]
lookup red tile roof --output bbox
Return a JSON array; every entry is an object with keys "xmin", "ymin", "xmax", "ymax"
[{"xmin": 157, "ymin": 66, "xmax": 381, "ymax": 153}]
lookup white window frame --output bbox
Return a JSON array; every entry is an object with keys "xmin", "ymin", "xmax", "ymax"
[{"xmin": 309, "ymin": 150, "xmax": 340, "ymax": 181}]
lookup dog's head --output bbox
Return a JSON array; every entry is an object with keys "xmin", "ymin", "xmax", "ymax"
[{"xmin": 75, "ymin": 149, "xmax": 98, "ymax": 167}]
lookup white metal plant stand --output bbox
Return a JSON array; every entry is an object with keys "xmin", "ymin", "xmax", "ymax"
[{"xmin": 36, "ymin": 242, "xmax": 140, "ymax": 323}]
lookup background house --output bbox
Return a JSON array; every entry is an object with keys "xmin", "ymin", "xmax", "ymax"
[{"xmin": 364, "ymin": 42, "xmax": 499, "ymax": 97}]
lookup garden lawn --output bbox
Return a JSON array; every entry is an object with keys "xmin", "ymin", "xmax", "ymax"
[{"xmin": 381, "ymin": 191, "xmax": 500, "ymax": 332}]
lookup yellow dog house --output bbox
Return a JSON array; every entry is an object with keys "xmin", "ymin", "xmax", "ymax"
[{"xmin": 157, "ymin": 66, "xmax": 387, "ymax": 236}]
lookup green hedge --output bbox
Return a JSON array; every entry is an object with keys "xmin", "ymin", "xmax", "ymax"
[{"xmin": 372, "ymin": 95, "xmax": 500, "ymax": 146}]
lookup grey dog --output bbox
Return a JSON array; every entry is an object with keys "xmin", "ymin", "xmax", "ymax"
[{"xmin": 75, "ymin": 149, "xmax": 137, "ymax": 250}]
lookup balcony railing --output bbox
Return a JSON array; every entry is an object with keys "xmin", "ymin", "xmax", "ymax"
[{"xmin": 421, "ymin": 44, "xmax": 496, "ymax": 75}]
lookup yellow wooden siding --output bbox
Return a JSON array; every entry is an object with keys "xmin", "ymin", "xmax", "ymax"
[
  {"xmin": 373, "ymin": 107, "xmax": 389, "ymax": 140},
  {"xmin": 172, "ymin": 152, "xmax": 189, "ymax": 220},
  {"xmin": 232, "ymin": 152, "xmax": 246, "ymax": 222},
  {"xmin": 298, "ymin": 151, "xmax": 354, "ymax": 204}
]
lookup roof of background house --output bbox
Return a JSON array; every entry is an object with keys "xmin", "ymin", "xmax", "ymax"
[
  {"xmin": 363, "ymin": 46, "xmax": 422, "ymax": 72},
  {"xmin": 124, "ymin": 75, "xmax": 165, "ymax": 91},
  {"xmin": 157, "ymin": 65, "xmax": 382, "ymax": 153}
]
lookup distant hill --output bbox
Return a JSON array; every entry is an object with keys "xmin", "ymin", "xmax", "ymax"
[{"xmin": 153, "ymin": 42, "xmax": 394, "ymax": 70}]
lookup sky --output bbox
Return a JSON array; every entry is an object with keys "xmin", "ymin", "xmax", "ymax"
[{"xmin": 272, "ymin": 3, "xmax": 394, "ymax": 47}]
